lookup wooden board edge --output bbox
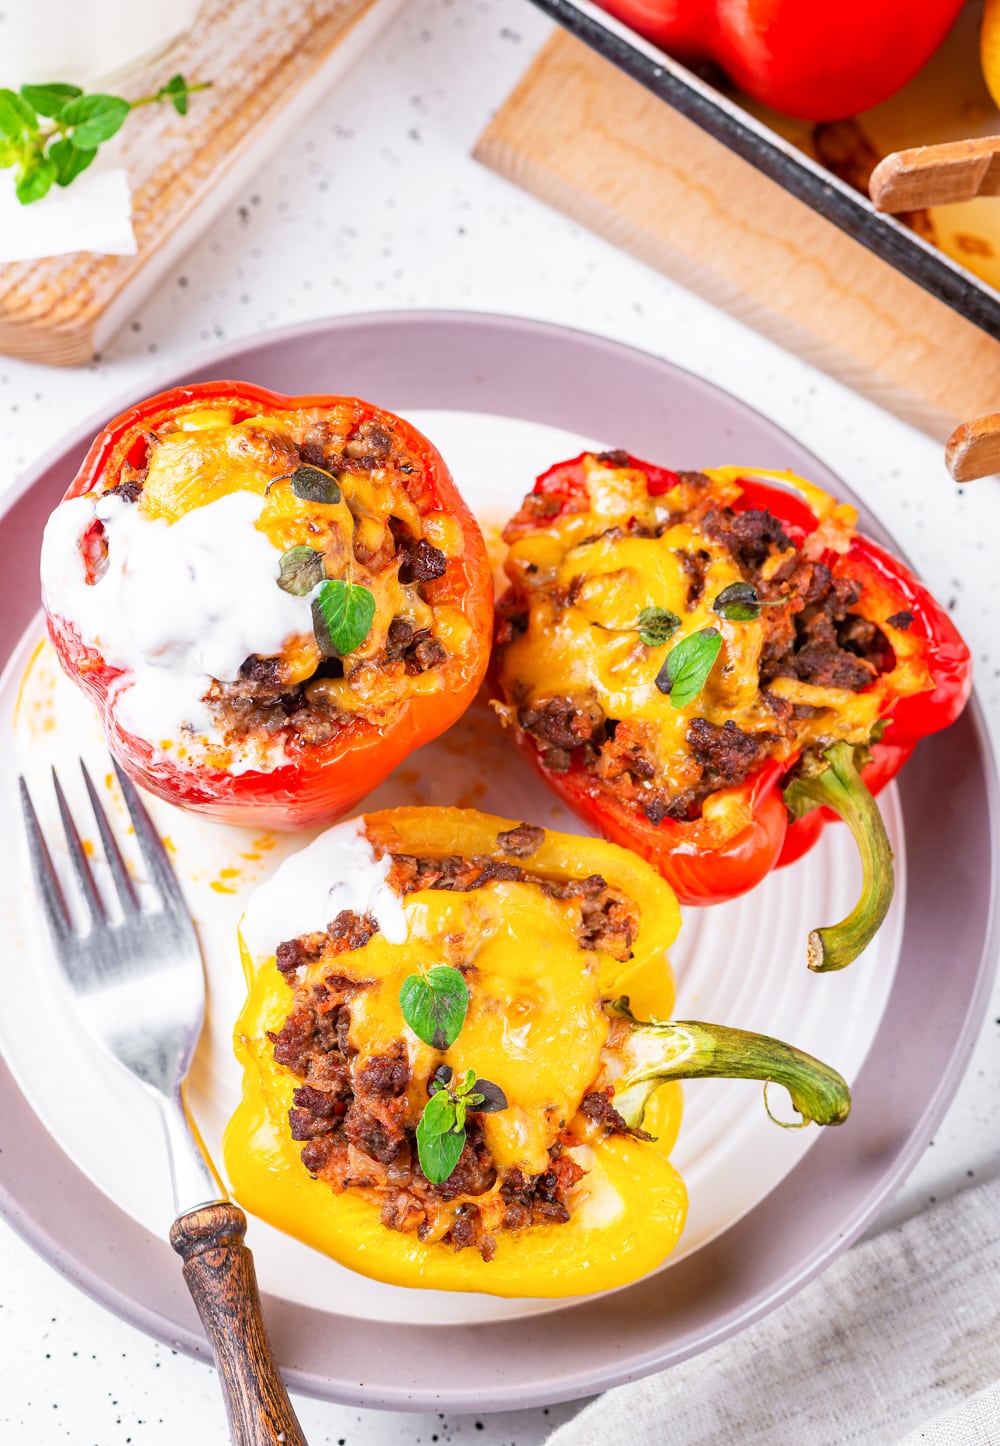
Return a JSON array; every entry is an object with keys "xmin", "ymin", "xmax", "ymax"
[
  {"xmin": 0, "ymin": 0, "xmax": 405, "ymax": 367},
  {"xmin": 474, "ymin": 127, "xmax": 961, "ymax": 442}
]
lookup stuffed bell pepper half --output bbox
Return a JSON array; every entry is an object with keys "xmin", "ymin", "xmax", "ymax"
[
  {"xmin": 493, "ymin": 452, "xmax": 970, "ymax": 969},
  {"xmin": 224, "ymin": 807, "xmax": 850, "ymax": 1297},
  {"xmin": 40, "ymin": 381, "xmax": 493, "ymax": 829}
]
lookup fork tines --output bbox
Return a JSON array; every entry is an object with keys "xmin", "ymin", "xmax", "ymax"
[{"xmin": 20, "ymin": 757, "xmax": 179, "ymax": 938}]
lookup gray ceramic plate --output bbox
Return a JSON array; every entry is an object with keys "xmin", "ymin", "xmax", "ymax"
[{"xmin": 1, "ymin": 311, "xmax": 996, "ymax": 1411}]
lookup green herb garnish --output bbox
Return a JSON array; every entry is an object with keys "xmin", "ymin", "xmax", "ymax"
[
  {"xmin": 636, "ymin": 606, "xmax": 682, "ymax": 646},
  {"xmin": 655, "ymin": 627, "xmax": 722, "ymax": 709},
  {"xmin": 289, "ymin": 465, "xmax": 342, "ymax": 507},
  {"xmin": 399, "ymin": 966, "xmax": 469, "ymax": 1050},
  {"xmin": 713, "ymin": 582, "xmax": 762, "ymax": 621},
  {"xmin": 416, "ymin": 1083, "xmax": 467, "ymax": 1183},
  {"xmin": 415, "ymin": 1067, "xmax": 508, "ymax": 1184},
  {"xmin": 0, "ymin": 76, "xmax": 210, "ymax": 205},
  {"xmin": 592, "ymin": 605, "xmax": 680, "ymax": 647},
  {"xmin": 277, "ymin": 546, "xmax": 325, "ymax": 597},
  {"xmin": 312, "ymin": 578, "xmax": 376, "ymax": 657}
]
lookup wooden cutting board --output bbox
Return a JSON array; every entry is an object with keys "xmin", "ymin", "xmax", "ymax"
[
  {"xmin": 475, "ymin": 30, "xmax": 1000, "ymax": 442},
  {"xmin": 0, "ymin": 0, "xmax": 402, "ymax": 367}
]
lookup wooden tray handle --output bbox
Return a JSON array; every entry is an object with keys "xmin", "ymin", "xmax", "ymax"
[
  {"xmin": 946, "ymin": 414, "xmax": 1000, "ymax": 482},
  {"xmin": 170, "ymin": 1201, "xmax": 308, "ymax": 1446},
  {"xmin": 870, "ymin": 136, "xmax": 1000, "ymax": 213}
]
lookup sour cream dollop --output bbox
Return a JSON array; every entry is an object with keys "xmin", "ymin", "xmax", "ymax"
[
  {"xmin": 40, "ymin": 490, "xmax": 314, "ymax": 748},
  {"xmin": 239, "ymin": 818, "xmax": 409, "ymax": 958}
]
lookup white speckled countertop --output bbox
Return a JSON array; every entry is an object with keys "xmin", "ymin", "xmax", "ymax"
[{"xmin": 2, "ymin": 0, "xmax": 1000, "ymax": 1441}]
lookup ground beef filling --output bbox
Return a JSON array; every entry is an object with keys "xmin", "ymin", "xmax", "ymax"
[
  {"xmin": 386, "ymin": 851, "xmax": 639, "ymax": 961},
  {"xmin": 268, "ymin": 833, "xmax": 635, "ymax": 1260},
  {"xmin": 501, "ymin": 496, "xmax": 894, "ymax": 823},
  {"xmin": 102, "ymin": 419, "xmax": 449, "ymax": 748}
]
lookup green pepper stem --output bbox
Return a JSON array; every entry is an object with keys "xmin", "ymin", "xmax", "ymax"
[
  {"xmin": 609, "ymin": 1013, "xmax": 851, "ymax": 1131},
  {"xmin": 784, "ymin": 740, "xmax": 894, "ymax": 973}
]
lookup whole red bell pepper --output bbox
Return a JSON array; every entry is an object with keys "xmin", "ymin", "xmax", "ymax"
[
  {"xmin": 41, "ymin": 380, "xmax": 494, "ymax": 830},
  {"xmin": 598, "ymin": 0, "xmax": 965, "ymax": 122},
  {"xmin": 493, "ymin": 452, "xmax": 971, "ymax": 968}
]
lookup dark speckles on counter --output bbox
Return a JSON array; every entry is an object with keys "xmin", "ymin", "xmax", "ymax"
[{"xmin": 3, "ymin": 0, "xmax": 1000, "ymax": 1439}]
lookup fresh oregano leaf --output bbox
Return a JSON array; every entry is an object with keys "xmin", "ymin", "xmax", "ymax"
[
  {"xmin": 418, "ymin": 1086, "xmax": 458, "ymax": 1137},
  {"xmin": 60, "ymin": 92, "xmax": 129, "ymax": 148},
  {"xmin": 49, "ymin": 137, "xmax": 96, "ymax": 187},
  {"xmin": 20, "ymin": 82, "xmax": 82, "ymax": 118},
  {"xmin": 157, "ymin": 74, "xmax": 191, "ymax": 115},
  {"xmin": 290, "ymin": 465, "xmax": 341, "ymax": 506},
  {"xmin": 399, "ymin": 965, "xmax": 469, "ymax": 1050},
  {"xmin": 0, "ymin": 88, "xmax": 38, "ymax": 139},
  {"xmin": 5, "ymin": 74, "xmax": 208, "ymax": 206},
  {"xmin": 416, "ymin": 1102, "xmax": 466, "ymax": 1184},
  {"xmin": 414, "ymin": 1067, "xmax": 508, "ymax": 1183},
  {"xmin": 277, "ymin": 545, "xmax": 325, "ymax": 597},
  {"xmin": 452, "ymin": 1069, "xmax": 508, "ymax": 1115},
  {"xmin": 470, "ymin": 1078, "xmax": 508, "ymax": 1114},
  {"xmin": 60, "ymin": 93, "xmax": 130, "ymax": 148},
  {"xmin": 636, "ymin": 606, "xmax": 681, "ymax": 647},
  {"xmin": 15, "ymin": 154, "xmax": 56, "ymax": 204},
  {"xmin": 312, "ymin": 578, "xmax": 376, "ymax": 657},
  {"xmin": 655, "ymin": 627, "xmax": 722, "ymax": 710},
  {"xmin": 713, "ymin": 581, "xmax": 762, "ymax": 622}
]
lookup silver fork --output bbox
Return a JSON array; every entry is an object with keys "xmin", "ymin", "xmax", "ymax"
[{"xmin": 20, "ymin": 757, "xmax": 307, "ymax": 1446}]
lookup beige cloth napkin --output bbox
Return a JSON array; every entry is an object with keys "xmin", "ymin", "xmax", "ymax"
[{"xmin": 547, "ymin": 1175, "xmax": 1000, "ymax": 1446}]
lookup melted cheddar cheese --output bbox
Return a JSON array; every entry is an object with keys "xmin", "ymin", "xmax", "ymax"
[
  {"xmin": 226, "ymin": 809, "xmax": 679, "ymax": 1260},
  {"xmin": 136, "ymin": 407, "xmax": 441, "ymax": 689},
  {"xmin": 315, "ymin": 882, "xmax": 609, "ymax": 1178},
  {"xmin": 225, "ymin": 810, "xmax": 687, "ymax": 1285},
  {"xmin": 498, "ymin": 455, "xmax": 932, "ymax": 799}
]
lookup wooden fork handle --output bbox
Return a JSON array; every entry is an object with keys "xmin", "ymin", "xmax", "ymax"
[{"xmin": 170, "ymin": 1201, "xmax": 308, "ymax": 1446}]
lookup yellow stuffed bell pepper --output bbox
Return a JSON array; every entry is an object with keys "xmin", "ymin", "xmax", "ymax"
[{"xmin": 224, "ymin": 807, "xmax": 850, "ymax": 1298}]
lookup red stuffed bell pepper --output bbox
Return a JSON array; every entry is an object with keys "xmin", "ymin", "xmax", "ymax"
[
  {"xmin": 40, "ymin": 381, "xmax": 493, "ymax": 830},
  {"xmin": 598, "ymin": 0, "xmax": 965, "ymax": 123},
  {"xmin": 492, "ymin": 451, "xmax": 970, "ymax": 969}
]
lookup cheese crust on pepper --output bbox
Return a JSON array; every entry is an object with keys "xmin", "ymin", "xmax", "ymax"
[
  {"xmin": 39, "ymin": 383, "xmax": 493, "ymax": 828},
  {"xmin": 495, "ymin": 454, "xmax": 930, "ymax": 840},
  {"xmin": 493, "ymin": 450, "xmax": 971, "ymax": 959},
  {"xmin": 224, "ymin": 807, "xmax": 850, "ymax": 1297}
]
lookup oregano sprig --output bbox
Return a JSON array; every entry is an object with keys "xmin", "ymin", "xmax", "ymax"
[
  {"xmin": 399, "ymin": 966, "xmax": 469, "ymax": 1050},
  {"xmin": 0, "ymin": 75, "xmax": 210, "ymax": 205},
  {"xmin": 277, "ymin": 545, "xmax": 325, "ymax": 597},
  {"xmin": 655, "ymin": 627, "xmax": 723, "ymax": 709},
  {"xmin": 288, "ymin": 465, "xmax": 342, "ymax": 506},
  {"xmin": 591, "ymin": 605, "xmax": 681, "ymax": 648},
  {"xmin": 312, "ymin": 577, "xmax": 376, "ymax": 657},
  {"xmin": 415, "ymin": 1066, "xmax": 509, "ymax": 1184},
  {"xmin": 713, "ymin": 581, "xmax": 762, "ymax": 621},
  {"xmin": 636, "ymin": 606, "xmax": 682, "ymax": 646},
  {"xmin": 712, "ymin": 581, "xmax": 784, "ymax": 622}
]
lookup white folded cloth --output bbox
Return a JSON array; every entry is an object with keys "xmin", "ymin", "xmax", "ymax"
[
  {"xmin": 899, "ymin": 1381, "xmax": 1000, "ymax": 1445},
  {"xmin": 0, "ymin": 166, "xmax": 135, "ymax": 262},
  {"xmin": 547, "ymin": 1175, "xmax": 1000, "ymax": 1446}
]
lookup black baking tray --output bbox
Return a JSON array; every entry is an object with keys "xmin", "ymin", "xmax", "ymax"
[{"xmin": 528, "ymin": 0, "xmax": 1000, "ymax": 340}]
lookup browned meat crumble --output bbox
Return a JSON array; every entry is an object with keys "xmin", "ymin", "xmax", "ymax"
[
  {"xmin": 499, "ymin": 494, "xmax": 894, "ymax": 824},
  {"xmin": 102, "ymin": 415, "xmax": 450, "ymax": 749},
  {"xmin": 270, "ymin": 963, "xmax": 594, "ymax": 1261},
  {"xmin": 386, "ymin": 853, "xmax": 638, "ymax": 961},
  {"xmin": 266, "ymin": 825, "xmax": 636, "ymax": 1260}
]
